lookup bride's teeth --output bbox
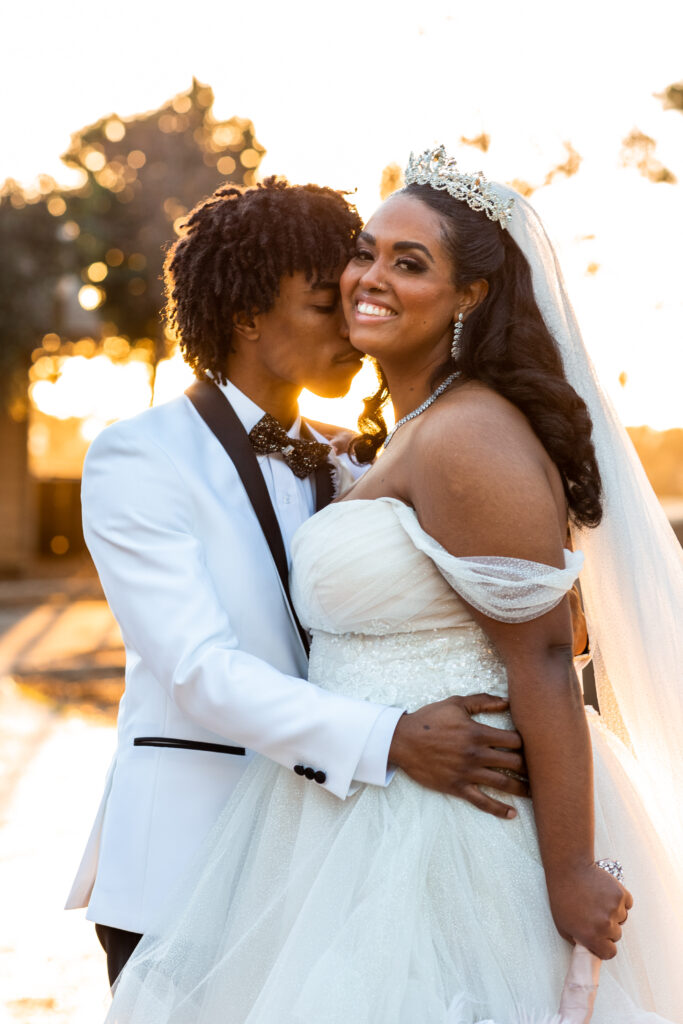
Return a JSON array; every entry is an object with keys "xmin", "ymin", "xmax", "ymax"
[{"xmin": 357, "ymin": 302, "xmax": 394, "ymax": 318}]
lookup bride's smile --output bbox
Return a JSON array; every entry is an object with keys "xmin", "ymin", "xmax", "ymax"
[{"xmin": 354, "ymin": 298, "xmax": 397, "ymax": 319}]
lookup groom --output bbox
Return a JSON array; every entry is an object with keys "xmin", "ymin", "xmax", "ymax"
[{"xmin": 66, "ymin": 177, "xmax": 531, "ymax": 986}]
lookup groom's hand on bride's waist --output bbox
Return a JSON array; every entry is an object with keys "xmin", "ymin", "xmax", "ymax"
[{"xmin": 387, "ymin": 694, "xmax": 528, "ymax": 819}]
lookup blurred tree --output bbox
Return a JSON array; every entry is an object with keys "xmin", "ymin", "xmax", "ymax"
[
  {"xmin": 60, "ymin": 78, "xmax": 266, "ymax": 362},
  {"xmin": 0, "ymin": 177, "xmax": 71, "ymax": 408},
  {"xmin": 380, "ymin": 163, "xmax": 403, "ymax": 201},
  {"xmin": 620, "ymin": 128, "xmax": 677, "ymax": 184},
  {"xmin": 544, "ymin": 141, "xmax": 582, "ymax": 185},
  {"xmin": 656, "ymin": 81, "xmax": 683, "ymax": 113},
  {"xmin": 460, "ymin": 133, "xmax": 490, "ymax": 152},
  {"xmin": 0, "ymin": 81, "xmax": 265, "ymax": 572}
]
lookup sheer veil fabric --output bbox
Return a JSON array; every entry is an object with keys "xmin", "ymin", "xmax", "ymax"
[{"xmin": 495, "ymin": 185, "xmax": 683, "ymax": 865}]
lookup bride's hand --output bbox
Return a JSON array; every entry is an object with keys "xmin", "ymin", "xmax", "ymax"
[
  {"xmin": 547, "ymin": 863, "xmax": 633, "ymax": 960},
  {"xmin": 388, "ymin": 693, "xmax": 529, "ymax": 818}
]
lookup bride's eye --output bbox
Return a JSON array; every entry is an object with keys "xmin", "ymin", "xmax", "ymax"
[
  {"xmin": 353, "ymin": 248, "xmax": 374, "ymax": 262},
  {"xmin": 396, "ymin": 257, "xmax": 425, "ymax": 273}
]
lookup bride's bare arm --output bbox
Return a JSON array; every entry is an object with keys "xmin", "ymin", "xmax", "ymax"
[{"xmin": 409, "ymin": 389, "xmax": 631, "ymax": 960}]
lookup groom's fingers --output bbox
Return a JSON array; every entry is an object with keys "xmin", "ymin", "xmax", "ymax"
[
  {"xmin": 460, "ymin": 693, "xmax": 512, "ymax": 718},
  {"xmin": 456, "ymin": 695, "xmax": 523, "ymax": 749},
  {"xmin": 482, "ymin": 746, "xmax": 527, "ymax": 776},
  {"xmin": 474, "ymin": 769, "xmax": 529, "ymax": 797},
  {"xmin": 460, "ymin": 785, "xmax": 519, "ymax": 819}
]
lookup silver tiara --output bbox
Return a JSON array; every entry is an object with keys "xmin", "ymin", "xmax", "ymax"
[{"xmin": 404, "ymin": 145, "xmax": 514, "ymax": 230}]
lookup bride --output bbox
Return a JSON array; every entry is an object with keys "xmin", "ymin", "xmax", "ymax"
[{"xmin": 105, "ymin": 148, "xmax": 683, "ymax": 1023}]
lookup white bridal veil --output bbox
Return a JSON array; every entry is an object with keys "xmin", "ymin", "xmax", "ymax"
[{"xmin": 496, "ymin": 184, "xmax": 683, "ymax": 863}]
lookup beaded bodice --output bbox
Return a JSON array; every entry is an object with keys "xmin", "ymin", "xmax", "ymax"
[{"xmin": 290, "ymin": 498, "xmax": 583, "ymax": 710}]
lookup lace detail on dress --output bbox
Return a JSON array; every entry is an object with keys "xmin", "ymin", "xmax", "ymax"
[{"xmin": 309, "ymin": 625, "xmax": 508, "ymax": 712}]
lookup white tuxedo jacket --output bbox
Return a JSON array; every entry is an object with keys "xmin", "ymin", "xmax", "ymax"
[{"xmin": 66, "ymin": 385, "xmax": 401, "ymax": 934}]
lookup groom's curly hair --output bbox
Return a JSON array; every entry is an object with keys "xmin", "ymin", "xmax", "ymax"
[{"xmin": 164, "ymin": 177, "xmax": 362, "ymax": 383}]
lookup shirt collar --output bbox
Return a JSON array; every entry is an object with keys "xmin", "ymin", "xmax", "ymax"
[{"xmin": 217, "ymin": 379, "xmax": 302, "ymax": 439}]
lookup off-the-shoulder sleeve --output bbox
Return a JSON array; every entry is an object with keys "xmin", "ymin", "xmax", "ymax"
[{"xmin": 389, "ymin": 499, "xmax": 583, "ymax": 623}]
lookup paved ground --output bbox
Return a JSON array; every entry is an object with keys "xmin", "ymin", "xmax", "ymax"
[{"xmin": 0, "ymin": 561, "xmax": 123, "ymax": 1023}]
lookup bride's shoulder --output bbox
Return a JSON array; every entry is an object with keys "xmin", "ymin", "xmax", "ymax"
[
  {"xmin": 416, "ymin": 381, "xmax": 543, "ymax": 469},
  {"xmin": 410, "ymin": 382, "xmax": 565, "ymax": 558}
]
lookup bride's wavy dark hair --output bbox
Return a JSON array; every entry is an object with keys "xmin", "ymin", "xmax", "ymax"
[{"xmin": 351, "ymin": 184, "xmax": 603, "ymax": 528}]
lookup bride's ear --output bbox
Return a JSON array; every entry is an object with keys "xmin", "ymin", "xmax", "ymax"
[
  {"xmin": 232, "ymin": 310, "xmax": 260, "ymax": 343},
  {"xmin": 455, "ymin": 278, "xmax": 489, "ymax": 320}
]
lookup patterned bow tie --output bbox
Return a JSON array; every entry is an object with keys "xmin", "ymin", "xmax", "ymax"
[{"xmin": 248, "ymin": 413, "xmax": 331, "ymax": 479}]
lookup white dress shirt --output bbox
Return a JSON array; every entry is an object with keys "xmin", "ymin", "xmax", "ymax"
[{"xmin": 220, "ymin": 380, "xmax": 402, "ymax": 786}]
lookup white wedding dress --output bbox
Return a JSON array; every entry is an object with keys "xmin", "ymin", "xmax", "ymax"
[{"xmin": 106, "ymin": 497, "xmax": 683, "ymax": 1024}]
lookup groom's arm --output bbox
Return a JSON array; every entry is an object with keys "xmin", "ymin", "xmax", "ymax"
[
  {"xmin": 83, "ymin": 418, "xmax": 525, "ymax": 812},
  {"xmin": 82, "ymin": 420, "xmax": 392, "ymax": 801}
]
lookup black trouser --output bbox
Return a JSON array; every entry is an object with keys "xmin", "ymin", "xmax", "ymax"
[{"xmin": 95, "ymin": 923, "xmax": 143, "ymax": 987}]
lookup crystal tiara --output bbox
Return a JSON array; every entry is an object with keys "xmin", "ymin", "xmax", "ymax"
[{"xmin": 404, "ymin": 145, "xmax": 514, "ymax": 229}]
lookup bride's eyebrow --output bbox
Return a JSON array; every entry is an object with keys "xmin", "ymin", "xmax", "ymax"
[
  {"xmin": 357, "ymin": 231, "xmax": 434, "ymax": 263},
  {"xmin": 393, "ymin": 240, "xmax": 434, "ymax": 263}
]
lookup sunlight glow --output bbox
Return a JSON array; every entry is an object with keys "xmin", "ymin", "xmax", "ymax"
[
  {"xmin": 152, "ymin": 350, "xmax": 194, "ymax": 406},
  {"xmin": 299, "ymin": 360, "xmax": 393, "ymax": 432},
  {"xmin": 29, "ymin": 355, "xmax": 152, "ymax": 424}
]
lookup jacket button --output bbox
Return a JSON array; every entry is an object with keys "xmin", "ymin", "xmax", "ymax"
[
  {"xmin": 313, "ymin": 770, "xmax": 326, "ymax": 784},
  {"xmin": 294, "ymin": 764, "xmax": 305, "ymax": 776},
  {"xmin": 304, "ymin": 766, "xmax": 315, "ymax": 780}
]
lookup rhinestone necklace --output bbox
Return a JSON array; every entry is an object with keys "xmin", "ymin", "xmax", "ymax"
[{"xmin": 383, "ymin": 371, "xmax": 459, "ymax": 450}]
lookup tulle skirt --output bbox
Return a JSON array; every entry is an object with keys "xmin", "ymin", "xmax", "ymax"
[{"xmin": 105, "ymin": 711, "xmax": 682, "ymax": 1024}]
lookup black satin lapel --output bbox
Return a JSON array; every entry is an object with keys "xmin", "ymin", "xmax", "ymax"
[
  {"xmin": 185, "ymin": 380, "xmax": 310, "ymax": 654},
  {"xmin": 313, "ymin": 460, "xmax": 335, "ymax": 512}
]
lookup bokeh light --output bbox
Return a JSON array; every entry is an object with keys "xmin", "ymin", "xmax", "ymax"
[
  {"xmin": 86, "ymin": 262, "xmax": 108, "ymax": 283},
  {"xmin": 104, "ymin": 118, "xmax": 126, "ymax": 142},
  {"xmin": 105, "ymin": 248, "xmax": 124, "ymax": 266},
  {"xmin": 77, "ymin": 285, "xmax": 104, "ymax": 310},
  {"xmin": 217, "ymin": 156, "xmax": 236, "ymax": 175},
  {"xmin": 50, "ymin": 535, "xmax": 70, "ymax": 555},
  {"xmin": 83, "ymin": 149, "xmax": 106, "ymax": 172},
  {"xmin": 47, "ymin": 196, "xmax": 66, "ymax": 216},
  {"xmin": 59, "ymin": 220, "xmax": 80, "ymax": 241}
]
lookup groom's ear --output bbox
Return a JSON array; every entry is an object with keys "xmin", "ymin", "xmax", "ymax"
[{"xmin": 232, "ymin": 310, "xmax": 260, "ymax": 343}]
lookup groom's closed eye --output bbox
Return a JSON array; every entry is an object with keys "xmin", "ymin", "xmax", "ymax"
[{"xmin": 310, "ymin": 285, "xmax": 341, "ymax": 313}]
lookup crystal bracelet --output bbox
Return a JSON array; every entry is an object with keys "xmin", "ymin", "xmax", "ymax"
[{"xmin": 596, "ymin": 858, "xmax": 624, "ymax": 884}]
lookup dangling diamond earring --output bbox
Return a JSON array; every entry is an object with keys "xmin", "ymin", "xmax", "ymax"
[{"xmin": 451, "ymin": 313, "xmax": 464, "ymax": 360}]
